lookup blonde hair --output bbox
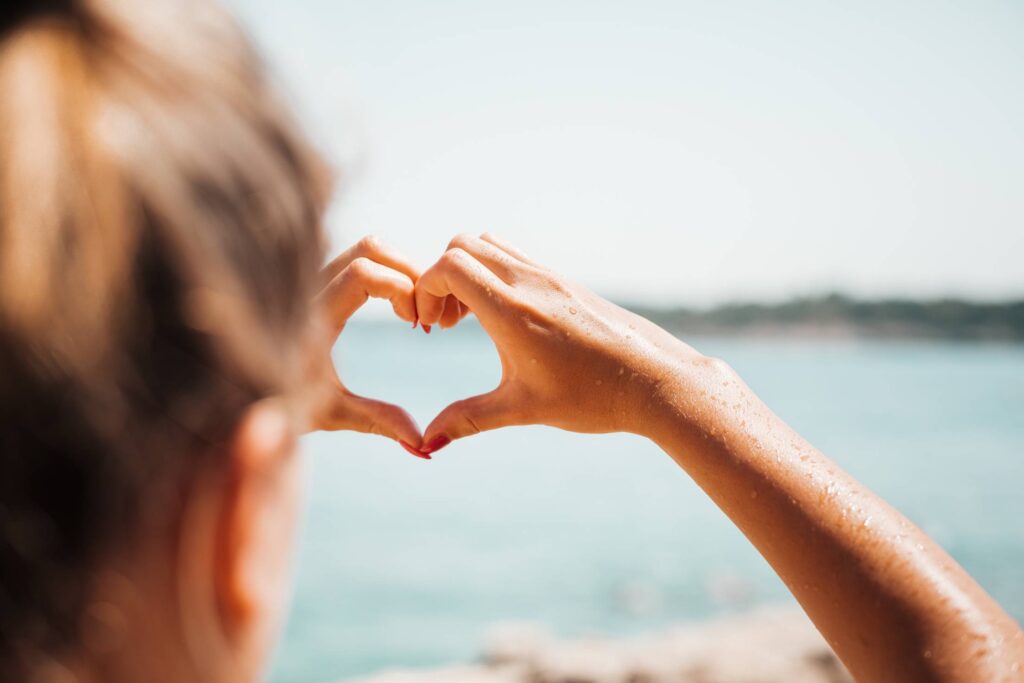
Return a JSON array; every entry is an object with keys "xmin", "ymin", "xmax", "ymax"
[{"xmin": 0, "ymin": 0, "xmax": 329, "ymax": 672}]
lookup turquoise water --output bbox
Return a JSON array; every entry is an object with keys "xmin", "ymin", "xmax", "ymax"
[{"xmin": 270, "ymin": 319, "xmax": 1024, "ymax": 683}]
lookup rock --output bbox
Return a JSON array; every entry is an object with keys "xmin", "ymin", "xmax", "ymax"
[
  {"xmin": 348, "ymin": 606, "xmax": 851, "ymax": 683},
  {"xmin": 348, "ymin": 666, "xmax": 525, "ymax": 683}
]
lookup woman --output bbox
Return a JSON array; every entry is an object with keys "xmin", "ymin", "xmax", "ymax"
[{"xmin": 0, "ymin": 1, "xmax": 1020, "ymax": 682}]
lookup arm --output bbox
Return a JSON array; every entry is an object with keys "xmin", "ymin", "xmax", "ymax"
[{"xmin": 414, "ymin": 233, "xmax": 1024, "ymax": 682}]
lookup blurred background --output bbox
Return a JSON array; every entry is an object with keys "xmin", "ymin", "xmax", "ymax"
[{"xmin": 221, "ymin": 1, "xmax": 1023, "ymax": 681}]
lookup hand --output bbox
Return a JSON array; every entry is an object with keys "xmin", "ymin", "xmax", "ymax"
[
  {"xmin": 414, "ymin": 233, "xmax": 711, "ymax": 450},
  {"xmin": 308, "ymin": 236, "xmax": 427, "ymax": 449}
]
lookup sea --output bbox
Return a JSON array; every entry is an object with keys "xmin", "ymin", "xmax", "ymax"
[{"xmin": 269, "ymin": 317, "xmax": 1024, "ymax": 683}]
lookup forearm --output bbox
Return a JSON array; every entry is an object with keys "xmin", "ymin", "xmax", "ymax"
[{"xmin": 646, "ymin": 355, "xmax": 1023, "ymax": 682}]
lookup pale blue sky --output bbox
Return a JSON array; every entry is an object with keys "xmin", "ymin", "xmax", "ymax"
[{"xmin": 227, "ymin": 0, "xmax": 1023, "ymax": 305}]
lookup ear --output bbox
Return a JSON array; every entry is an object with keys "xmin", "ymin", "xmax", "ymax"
[{"xmin": 214, "ymin": 400, "xmax": 301, "ymax": 647}]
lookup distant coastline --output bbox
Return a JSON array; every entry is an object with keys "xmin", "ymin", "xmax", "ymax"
[{"xmin": 624, "ymin": 294, "xmax": 1024, "ymax": 343}]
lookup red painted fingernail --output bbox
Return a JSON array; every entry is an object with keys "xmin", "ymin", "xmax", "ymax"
[
  {"xmin": 400, "ymin": 440, "xmax": 431, "ymax": 460},
  {"xmin": 412, "ymin": 319, "xmax": 419, "ymax": 329},
  {"xmin": 422, "ymin": 434, "xmax": 451, "ymax": 454},
  {"xmin": 422, "ymin": 324, "xmax": 432, "ymax": 334}
]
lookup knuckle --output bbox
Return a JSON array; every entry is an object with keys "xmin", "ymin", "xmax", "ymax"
[
  {"xmin": 440, "ymin": 247, "xmax": 470, "ymax": 269},
  {"xmin": 356, "ymin": 234, "xmax": 384, "ymax": 255},
  {"xmin": 447, "ymin": 232, "xmax": 475, "ymax": 251},
  {"xmin": 452, "ymin": 401, "xmax": 482, "ymax": 435},
  {"xmin": 345, "ymin": 256, "xmax": 375, "ymax": 280},
  {"xmin": 699, "ymin": 355, "xmax": 735, "ymax": 379},
  {"xmin": 535, "ymin": 269, "xmax": 566, "ymax": 294}
]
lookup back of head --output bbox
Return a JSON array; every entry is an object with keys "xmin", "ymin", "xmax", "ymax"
[{"xmin": 0, "ymin": 0, "xmax": 328, "ymax": 676}]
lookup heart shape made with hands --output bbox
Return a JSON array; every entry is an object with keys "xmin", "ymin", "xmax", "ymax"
[
  {"xmin": 314, "ymin": 232, "xmax": 658, "ymax": 462},
  {"xmin": 313, "ymin": 236, "xmax": 478, "ymax": 460}
]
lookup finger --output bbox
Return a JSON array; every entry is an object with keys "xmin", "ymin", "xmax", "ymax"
[
  {"xmin": 318, "ymin": 257, "xmax": 416, "ymax": 335},
  {"xmin": 479, "ymin": 232, "xmax": 540, "ymax": 267},
  {"xmin": 447, "ymin": 233, "xmax": 535, "ymax": 284},
  {"xmin": 318, "ymin": 387, "xmax": 423, "ymax": 447},
  {"xmin": 320, "ymin": 235, "xmax": 421, "ymax": 291},
  {"xmin": 439, "ymin": 294, "xmax": 463, "ymax": 329},
  {"xmin": 422, "ymin": 386, "xmax": 516, "ymax": 447},
  {"xmin": 415, "ymin": 248, "xmax": 511, "ymax": 327}
]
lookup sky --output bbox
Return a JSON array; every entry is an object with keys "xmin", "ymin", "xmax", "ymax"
[{"xmin": 226, "ymin": 0, "xmax": 1023, "ymax": 306}]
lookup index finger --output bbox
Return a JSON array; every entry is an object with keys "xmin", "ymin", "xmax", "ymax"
[
  {"xmin": 318, "ymin": 257, "xmax": 417, "ymax": 335},
  {"xmin": 320, "ymin": 235, "xmax": 421, "ymax": 291},
  {"xmin": 415, "ymin": 248, "xmax": 512, "ymax": 327}
]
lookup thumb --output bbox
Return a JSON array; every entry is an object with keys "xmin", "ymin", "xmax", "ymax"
[
  {"xmin": 422, "ymin": 386, "xmax": 516, "ymax": 452},
  {"xmin": 316, "ymin": 388, "xmax": 423, "ymax": 449}
]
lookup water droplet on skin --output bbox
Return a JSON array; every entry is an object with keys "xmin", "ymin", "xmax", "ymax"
[
  {"xmin": 750, "ymin": 490, "xmax": 758, "ymax": 500},
  {"xmin": 863, "ymin": 517, "xmax": 872, "ymax": 528},
  {"xmin": 530, "ymin": 358, "xmax": 537, "ymax": 364},
  {"xmin": 568, "ymin": 307, "xmax": 577, "ymax": 315},
  {"xmin": 923, "ymin": 649, "xmax": 932, "ymax": 659},
  {"xmin": 595, "ymin": 379, "xmax": 602, "ymax": 386},
  {"xmin": 618, "ymin": 367, "xmax": 625, "ymax": 375}
]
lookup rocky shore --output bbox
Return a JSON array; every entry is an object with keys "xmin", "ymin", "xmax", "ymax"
[{"xmin": 349, "ymin": 606, "xmax": 851, "ymax": 683}]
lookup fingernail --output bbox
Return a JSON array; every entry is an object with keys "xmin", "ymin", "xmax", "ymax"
[
  {"xmin": 422, "ymin": 434, "xmax": 451, "ymax": 454},
  {"xmin": 422, "ymin": 324, "xmax": 432, "ymax": 334},
  {"xmin": 400, "ymin": 440, "xmax": 431, "ymax": 460},
  {"xmin": 412, "ymin": 319, "xmax": 419, "ymax": 329}
]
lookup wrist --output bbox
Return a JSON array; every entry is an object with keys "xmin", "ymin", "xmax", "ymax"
[{"xmin": 637, "ymin": 351, "xmax": 743, "ymax": 447}]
